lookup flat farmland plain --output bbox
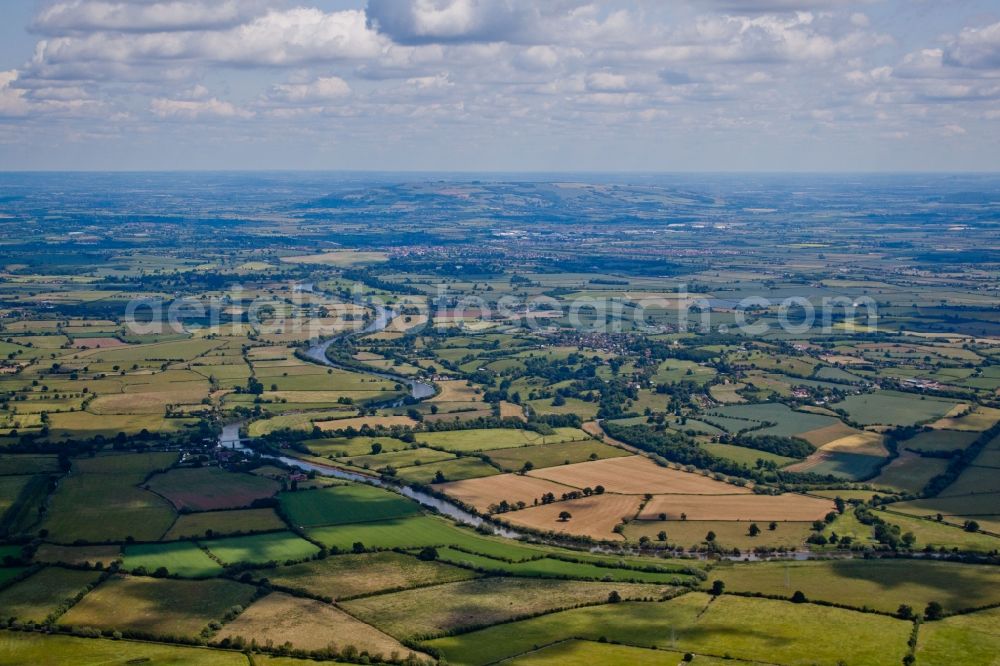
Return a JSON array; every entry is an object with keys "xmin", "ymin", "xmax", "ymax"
[
  {"xmin": 526, "ymin": 455, "xmax": 751, "ymax": 495},
  {"xmin": 59, "ymin": 575, "xmax": 257, "ymax": 639},
  {"xmin": 637, "ymin": 493, "xmax": 834, "ymax": 521},
  {"xmin": 500, "ymin": 493, "xmax": 643, "ymax": 540}
]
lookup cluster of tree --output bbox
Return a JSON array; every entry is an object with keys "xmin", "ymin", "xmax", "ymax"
[{"xmin": 732, "ymin": 434, "xmax": 815, "ymax": 459}]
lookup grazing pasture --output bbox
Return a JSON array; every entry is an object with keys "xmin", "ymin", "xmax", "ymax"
[
  {"xmin": 33, "ymin": 544, "xmax": 121, "ymax": 566},
  {"xmin": 255, "ymin": 551, "xmax": 476, "ymax": 600},
  {"xmin": 526, "ymin": 455, "xmax": 750, "ymax": 495},
  {"xmin": 147, "ymin": 466, "xmax": 280, "ymax": 511},
  {"xmin": 215, "ymin": 591, "xmax": 419, "ymax": 657},
  {"xmin": 342, "ymin": 578, "xmax": 671, "ymax": 640},
  {"xmin": 41, "ymin": 453, "xmax": 178, "ymax": 542},
  {"xmin": 0, "ymin": 567, "xmax": 102, "ymax": 622},
  {"xmin": 916, "ymin": 606, "xmax": 1000, "ymax": 666},
  {"xmin": 339, "ymin": 446, "xmax": 456, "ymax": 469},
  {"xmin": 903, "ymin": 429, "xmax": 980, "ymax": 452},
  {"xmin": 510, "ymin": 641, "xmax": 752, "ymax": 666},
  {"xmin": 0, "ymin": 632, "xmax": 249, "ymax": 666},
  {"xmin": 485, "ymin": 439, "xmax": 629, "ymax": 471},
  {"xmin": 434, "ymin": 548, "xmax": 694, "ymax": 584},
  {"xmin": 636, "ymin": 493, "xmax": 834, "ymax": 522},
  {"xmin": 872, "ymin": 452, "xmax": 950, "ymax": 493},
  {"xmin": 416, "ymin": 427, "xmax": 591, "ymax": 452},
  {"xmin": 834, "ymin": 391, "xmax": 959, "ymax": 426},
  {"xmin": 713, "ymin": 559, "xmax": 1000, "ymax": 613},
  {"xmin": 59, "ymin": 575, "xmax": 257, "ymax": 639},
  {"xmin": 123, "ymin": 541, "xmax": 222, "ymax": 578},
  {"xmin": 426, "ymin": 593, "xmax": 910, "ymax": 666},
  {"xmin": 501, "ymin": 493, "xmax": 643, "ymax": 540},
  {"xmin": 399, "ymin": 457, "xmax": 502, "ymax": 484},
  {"xmin": 162, "ymin": 507, "xmax": 286, "ymax": 540},
  {"xmin": 279, "ymin": 483, "xmax": 421, "ymax": 528},
  {"xmin": 201, "ymin": 532, "xmax": 320, "ymax": 565}
]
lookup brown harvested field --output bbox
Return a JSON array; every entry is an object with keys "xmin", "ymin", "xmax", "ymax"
[
  {"xmin": 60, "ymin": 575, "xmax": 256, "ymax": 639},
  {"xmin": 624, "ymin": 520, "xmax": 817, "ymax": 549},
  {"xmin": 215, "ymin": 592, "xmax": 421, "ymax": 658},
  {"xmin": 430, "ymin": 380, "xmax": 483, "ymax": 403},
  {"xmin": 146, "ymin": 467, "xmax": 280, "ymax": 511},
  {"xmin": 637, "ymin": 493, "xmax": 835, "ymax": 521},
  {"xmin": 33, "ymin": 544, "xmax": 121, "ymax": 566},
  {"xmin": 340, "ymin": 578, "xmax": 672, "ymax": 640},
  {"xmin": 73, "ymin": 337, "xmax": 126, "ymax": 349},
  {"xmin": 822, "ymin": 430, "xmax": 887, "ymax": 455},
  {"xmin": 929, "ymin": 406, "xmax": 1000, "ymax": 431},
  {"xmin": 316, "ymin": 415, "xmax": 419, "ymax": 431},
  {"xmin": 162, "ymin": 508, "xmax": 287, "ymax": 540},
  {"xmin": 526, "ymin": 455, "xmax": 751, "ymax": 495},
  {"xmin": 498, "ymin": 400, "xmax": 525, "ymax": 420},
  {"xmin": 501, "ymin": 494, "xmax": 643, "ymax": 540},
  {"xmin": 437, "ymin": 474, "xmax": 576, "ymax": 512}
]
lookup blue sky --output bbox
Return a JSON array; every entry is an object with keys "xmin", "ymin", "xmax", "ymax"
[{"xmin": 1, "ymin": 0, "xmax": 999, "ymax": 171}]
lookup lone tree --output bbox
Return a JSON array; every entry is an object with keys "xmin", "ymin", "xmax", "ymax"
[
  {"xmin": 748, "ymin": 523, "xmax": 761, "ymax": 537},
  {"xmin": 433, "ymin": 470, "xmax": 446, "ymax": 484},
  {"xmin": 608, "ymin": 590, "xmax": 622, "ymax": 603},
  {"xmin": 657, "ymin": 530, "xmax": 668, "ymax": 542},
  {"xmin": 964, "ymin": 520, "xmax": 980, "ymax": 533},
  {"xmin": 897, "ymin": 604, "xmax": 915, "ymax": 620},
  {"xmin": 711, "ymin": 580, "xmax": 725, "ymax": 596},
  {"xmin": 925, "ymin": 601, "xmax": 944, "ymax": 621},
  {"xmin": 791, "ymin": 591, "xmax": 807, "ymax": 603},
  {"xmin": 417, "ymin": 547, "xmax": 439, "ymax": 561},
  {"xmin": 558, "ymin": 510, "xmax": 572, "ymax": 522},
  {"xmin": 705, "ymin": 530, "xmax": 716, "ymax": 543},
  {"xmin": 769, "ymin": 521, "xmax": 778, "ymax": 531}
]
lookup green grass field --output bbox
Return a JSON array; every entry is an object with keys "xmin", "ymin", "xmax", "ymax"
[
  {"xmin": 123, "ymin": 542, "xmax": 222, "ymax": 578},
  {"xmin": 701, "ymin": 442, "xmax": 798, "ymax": 467},
  {"xmin": 162, "ymin": 507, "xmax": 287, "ymax": 540},
  {"xmin": 903, "ymin": 429, "xmax": 980, "ymax": 452},
  {"xmin": 395, "ymin": 457, "xmax": 501, "ymax": 484},
  {"xmin": 0, "ymin": 567, "xmax": 102, "ymax": 622},
  {"xmin": 254, "ymin": 551, "xmax": 477, "ymax": 600},
  {"xmin": 416, "ymin": 427, "xmax": 591, "ymax": 452},
  {"xmin": 201, "ymin": 531, "xmax": 320, "ymax": 565},
  {"xmin": 339, "ymin": 446, "xmax": 456, "ymax": 469},
  {"xmin": 0, "ymin": 632, "xmax": 250, "ymax": 666},
  {"xmin": 426, "ymin": 593, "xmax": 911, "ymax": 666},
  {"xmin": 916, "ymin": 606, "xmax": 1000, "ymax": 665},
  {"xmin": 41, "ymin": 453, "xmax": 179, "ymax": 543},
  {"xmin": 711, "ymin": 559, "xmax": 1000, "ymax": 613},
  {"xmin": 59, "ymin": 574, "xmax": 257, "ymax": 640},
  {"xmin": 435, "ymin": 548, "xmax": 696, "ymax": 584},
  {"xmin": 508, "ymin": 640, "xmax": 754, "ymax": 666},
  {"xmin": 834, "ymin": 391, "xmax": 959, "ymax": 426},
  {"xmin": 279, "ymin": 483, "xmax": 421, "ymax": 528},
  {"xmin": 881, "ymin": 510, "xmax": 1000, "ymax": 553},
  {"xmin": 342, "ymin": 577, "xmax": 672, "ymax": 640}
]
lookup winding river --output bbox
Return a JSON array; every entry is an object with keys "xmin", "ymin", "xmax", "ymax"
[
  {"xmin": 301, "ymin": 303, "xmax": 435, "ymax": 402},
  {"xmin": 219, "ymin": 302, "xmax": 819, "ymax": 560}
]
